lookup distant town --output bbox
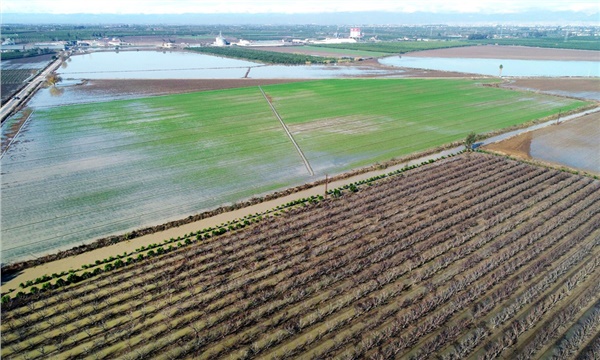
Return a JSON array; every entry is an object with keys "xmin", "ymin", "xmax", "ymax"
[{"xmin": 1, "ymin": 23, "xmax": 598, "ymax": 54}]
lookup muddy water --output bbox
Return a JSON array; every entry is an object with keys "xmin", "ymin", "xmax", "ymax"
[
  {"xmin": 380, "ymin": 56, "xmax": 600, "ymax": 77},
  {"xmin": 486, "ymin": 113, "xmax": 600, "ymax": 174},
  {"xmin": 529, "ymin": 115, "xmax": 600, "ymax": 174},
  {"xmin": 59, "ymin": 50, "xmax": 400, "ymax": 80}
]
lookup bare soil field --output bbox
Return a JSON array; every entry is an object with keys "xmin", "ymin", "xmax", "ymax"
[
  {"xmin": 74, "ymin": 71, "xmax": 471, "ymax": 100},
  {"xmin": 78, "ymin": 78, "xmax": 309, "ymax": 97},
  {"xmin": 406, "ymin": 45, "xmax": 600, "ymax": 61},
  {"xmin": 502, "ymin": 78, "xmax": 600, "ymax": 100},
  {"xmin": 2, "ymin": 153, "xmax": 599, "ymax": 359}
]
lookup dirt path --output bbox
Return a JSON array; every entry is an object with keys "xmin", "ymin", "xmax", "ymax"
[{"xmin": 258, "ymin": 85, "xmax": 314, "ymax": 176}]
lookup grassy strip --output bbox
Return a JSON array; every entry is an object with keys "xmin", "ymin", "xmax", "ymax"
[{"xmin": 470, "ymin": 37, "xmax": 600, "ymax": 51}]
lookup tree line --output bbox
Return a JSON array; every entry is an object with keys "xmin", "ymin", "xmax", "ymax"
[{"xmin": 187, "ymin": 46, "xmax": 337, "ymax": 65}]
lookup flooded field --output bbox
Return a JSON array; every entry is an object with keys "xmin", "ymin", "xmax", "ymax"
[
  {"xmin": 2, "ymin": 47, "xmax": 596, "ymax": 265},
  {"xmin": 502, "ymin": 78, "xmax": 600, "ymax": 101},
  {"xmin": 1, "ymin": 78, "xmax": 587, "ymax": 264},
  {"xmin": 485, "ymin": 113, "xmax": 600, "ymax": 174},
  {"xmin": 379, "ymin": 56, "xmax": 600, "ymax": 77},
  {"xmin": 59, "ymin": 50, "xmax": 401, "ymax": 79}
]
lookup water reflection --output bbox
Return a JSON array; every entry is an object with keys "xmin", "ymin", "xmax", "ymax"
[
  {"xmin": 48, "ymin": 86, "xmax": 65, "ymax": 97},
  {"xmin": 379, "ymin": 56, "xmax": 600, "ymax": 77},
  {"xmin": 59, "ymin": 50, "xmax": 403, "ymax": 80}
]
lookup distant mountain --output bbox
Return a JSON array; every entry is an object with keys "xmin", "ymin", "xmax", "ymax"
[{"xmin": 2, "ymin": 11, "xmax": 598, "ymax": 25}]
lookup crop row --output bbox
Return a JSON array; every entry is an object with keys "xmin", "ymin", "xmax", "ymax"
[{"xmin": 0, "ymin": 69, "xmax": 36, "ymax": 85}]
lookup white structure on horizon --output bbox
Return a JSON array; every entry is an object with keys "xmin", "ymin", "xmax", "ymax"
[
  {"xmin": 310, "ymin": 38, "xmax": 357, "ymax": 44},
  {"xmin": 350, "ymin": 28, "xmax": 362, "ymax": 39},
  {"xmin": 108, "ymin": 37, "xmax": 122, "ymax": 47},
  {"xmin": 215, "ymin": 31, "xmax": 228, "ymax": 47}
]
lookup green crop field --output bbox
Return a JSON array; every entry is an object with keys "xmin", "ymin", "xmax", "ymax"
[
  {"xmin": 0, "ymin": 79, "xmax": 589, "ymax": 264},
  {"xmin": 296, "ymin": 45, "xmax": 388, "ymax": 57},
  {"xmin": 313, "ymin": 41, "xmax": 473, "ymax": 54},
  {"xmin": 263, "ymin": 79, "xmax": 587, "ymax": 170}
]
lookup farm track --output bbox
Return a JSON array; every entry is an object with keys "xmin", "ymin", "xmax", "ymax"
[
  {"xmin": 258, "ymin": 85, "xmax": 314, "ymax": 176},
  {"xmin": 1, "ymin": 153, "xmax": 599, "ymax": 359}
]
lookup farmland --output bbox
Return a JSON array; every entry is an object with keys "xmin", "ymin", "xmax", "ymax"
[
  {"xmin": 1, "ymin": 69, "xmax": 36, "ymax": 85},
  {"xmin": 313, "ymin": 41, "xmax": 473, "ymax": 54},
  {"xmin": 266, "ymin": 79, "xmax": 588, "ymax": 170},
  {"xmin": 187, "ymin": 46, "xmax": 337, "ymax": 64},
  {"xmin": 2, "ymin": 153, "xmax": 599, "ymax": 359},
  {"xmin": 0, "ymin": 79, "xmax": 589, "ymax": 264},
  {"xmin": 1, "ymin": 70, "xmax": 35, "ymax": 105}
]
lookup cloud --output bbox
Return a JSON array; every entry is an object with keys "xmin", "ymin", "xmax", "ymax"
[{"xmin": 3, "ymin": 0, "xmax": 599, "ymax": 14}]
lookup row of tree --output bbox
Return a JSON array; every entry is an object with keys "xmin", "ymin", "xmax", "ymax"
[{"xmin": 187, "ymin": 46, "xmax": 337, "ymax": 64}]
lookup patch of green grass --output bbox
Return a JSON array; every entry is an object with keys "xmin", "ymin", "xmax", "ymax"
[
  {"xmin": 313, "ymin": 41, "xmax": 473, "ymax": 54},
  {"xmin": 471, "ymin": 37, "xmax": 600, "ymax": 51},
  {"xmin": 263, "ymin": 79, "xmax": 588, "ymax": 169}
]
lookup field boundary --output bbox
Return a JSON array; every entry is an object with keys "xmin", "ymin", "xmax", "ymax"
[{"xmin": 258, "ymin": 85, "xmax": 314, "ymax": 176}]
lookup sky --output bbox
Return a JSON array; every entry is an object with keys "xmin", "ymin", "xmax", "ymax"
[{"xmin": 2, "ymin": 0, "xmax": 599, "ymax": 14}]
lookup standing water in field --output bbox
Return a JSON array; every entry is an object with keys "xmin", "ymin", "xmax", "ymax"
[
  {"xmin": 379, "ymin": 56, "xmax": 600, "ymax": 77},
  {"xmin": 0, "ymin": 79, "xmax": 588, "ymax": 264},
  {"xmin": 59, "ymin": 51, "xmax": 398, "ymax": 80}
]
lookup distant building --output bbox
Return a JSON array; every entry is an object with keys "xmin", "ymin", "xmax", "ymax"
[
  {"xmin": 350, "ymin": 28, "xmax": 362, "ymax": 39},
  {"xmin": 214, "ymin": 31, "xmax": 229, "ymax": 47},
  {"xmin": 108, "ymin": 38, "xmax": 122, "ymax": 46},
  {"xmin": 310, "ymin": 38, "xmax": 357, "ymax": 45}
]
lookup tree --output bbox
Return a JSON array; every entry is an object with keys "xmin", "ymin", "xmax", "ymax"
[
  {"xmin": 45, "ymin": 72, "xmax": 62, "ymax": 86},
  {"xmin": 499, "ymin": 64, "xmax": 503, "ymax": 77},
  {"xmin": 465, "ymin": 132, "xmax": 478, "ymax": 151}
]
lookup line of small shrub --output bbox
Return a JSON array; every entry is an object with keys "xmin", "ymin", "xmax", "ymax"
[{"xmin": 2, "ymin": 153, "xmax": 460, "ymax": 305}]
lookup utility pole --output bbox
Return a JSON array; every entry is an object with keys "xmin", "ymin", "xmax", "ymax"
[{"xmin": 324, "ymin": 174, "xmax": 328, "ymax": 198}]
